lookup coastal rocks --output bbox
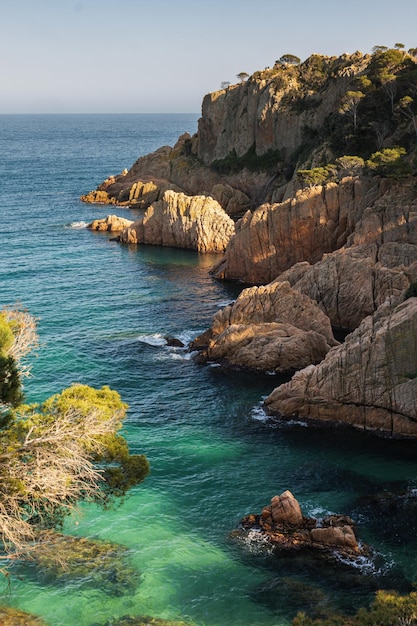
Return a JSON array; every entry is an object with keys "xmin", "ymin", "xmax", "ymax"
[
  {"xmin": 191, "ymin": 280, "xmax": 337, "ymax": 373},
  {"xmin": 275, "ymin": 244, "xmax": 414, "ymax": 330},
  {"xmin": 210, "ymin": 177, "xmax": 382, "ymax": 284},
  {"xmin": 265, "ymin": 297, "xmax": 417, "ymax": 438},
  {"xmin": 240, "ymin": 490, "xmax": 363, "ymax": 559},
  {"xmin": 88, "ymin": 215, "xmax": 134, "ymax": 232},
  {"xmin": 118, "ymin": 190, "xmax": 235, "ymax": 253},
  {"xmin": 81, "ymin": 134, "xmax": 265, "ymax": 216}
]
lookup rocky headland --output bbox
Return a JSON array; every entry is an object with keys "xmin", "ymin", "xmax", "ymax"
[{"xmin": 82, "ymin": 48, "xmax": 417, "ymax": 437}]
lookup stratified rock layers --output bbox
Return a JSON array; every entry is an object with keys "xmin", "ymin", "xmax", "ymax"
[
  {"xmin": 118, "ymin": 190, "xmax": 235, "ymax": 253},
  {"xmin": 265, "ymin": 298, "xmax": 417, "ymax": 437}
]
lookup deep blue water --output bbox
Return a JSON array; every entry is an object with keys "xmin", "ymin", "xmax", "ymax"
[{"xmin": 1, "ymin": 114, "xmax": 417, "ymax": 626}]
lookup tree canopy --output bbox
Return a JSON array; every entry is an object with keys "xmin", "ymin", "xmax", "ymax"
[{"xmin": 0, "ymin": 307, "xmax": 149, "ymax": 558}]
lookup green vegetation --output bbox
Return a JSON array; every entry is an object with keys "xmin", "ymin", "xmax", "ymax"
[
  {"xmin": 211, "ymin": 144, "xmax": 283, "ymax": 174},
  {"xmin": 231, "ymin": 46, "xmax": 417, "ymax": 185},
  {"xmin": 292, "ymin": 589, "xmax": 417, "ymax": 625},
  {"xmin": 0, "ymin": 307, "xmax": 149, "ymax": 559},
  {"xmin": 366, "ymin": 147, "xmax": 412, "ymax": 178}
]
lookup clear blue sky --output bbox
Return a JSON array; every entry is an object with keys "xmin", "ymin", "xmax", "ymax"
[{"xmin": 2, "ymin": 0, "xmax": 416, "ymax": 114}]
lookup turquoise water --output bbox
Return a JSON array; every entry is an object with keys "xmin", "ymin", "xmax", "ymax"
[{"xmin": 1, "ymin": 114, "xmax": 417, "ymax": 625}]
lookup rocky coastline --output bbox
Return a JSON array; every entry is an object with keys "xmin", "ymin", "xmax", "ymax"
[{"xmin": 81, "ymin": 49, "xmax": 417, "ymax": 438}]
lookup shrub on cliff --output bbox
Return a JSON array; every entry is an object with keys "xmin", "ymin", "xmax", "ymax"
[
  {"xmin": 296, "ymin": 165, "xmax": 338, "ymax": 187},
  {"xmin": 365, "ymin": 147, "xmax": 412, "ymax": 178}
]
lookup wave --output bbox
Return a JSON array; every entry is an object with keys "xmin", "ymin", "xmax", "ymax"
[
  {"xmin": 67, "ymin": 220, "xmax": 89, "ymax": 229},
  {"xmin": 137, "ymin": 333, "xmax": 167, "ymax": 347}
]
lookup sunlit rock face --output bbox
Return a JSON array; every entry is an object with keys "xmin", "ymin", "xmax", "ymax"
[{"xmin": 118, "ymin": 190, "xmax": 235, "ymax": 253}]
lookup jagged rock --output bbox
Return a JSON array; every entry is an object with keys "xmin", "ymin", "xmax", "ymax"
[
  {"xmin": 118, "ymin": 190, "xmax": 235, "ymax": 253},
  {"xmin": 81, "ymin": 134, "xmax": 268, "ymax": 216},
  {"xmin": 209, "ymin": 183, "xmax": 251, "ymax": 216},
  {"xmin": 88, "ymin": 215, "xmax": 134, "ymax": 232},
  {"xmin": 261, "ymin": 490, "xmax": 304, "ymax": 526},
  {"xmin": 264, "ymin": 297, "xmax": 417, "ymax": 438},
  {"xmin": 210, "ymin": 178, "xmax": 382, "ymax": 284},
  {"xmin": 240, "ymin": 491, "xmax": 363, "ymax": 560},
  {"xmin": 192, "ymin": 280, "xmax": 337, "ymax": 373},
  {"xmin": 275, "ymin": 244, "xmax": 415, "ymax": 330},
  {"xmin": 80, "ymin": 189, "xmax": 116, "ymax": 204}
]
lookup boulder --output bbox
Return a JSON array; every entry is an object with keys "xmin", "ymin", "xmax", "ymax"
[
  {"xmin": 264, "ymin": 297, "xmax": 417, "ymax": 438},
  {"xmin": 240, "ymin": 491, "xmax": 363, "ymax": 560},
  {"xmin": 88, "ymin": 215, "xmax": 134, "ymax": 232},
  {"xmin": 192, "ymin": 280, "xmax": 337, "ymax": 374},
  {"xmin": 118, "ymin": 190, "xmax": 235, "ymax": 253},
  {"xmin": 261, "ymin": 490, "xmax": 304, "ymax": 527}
]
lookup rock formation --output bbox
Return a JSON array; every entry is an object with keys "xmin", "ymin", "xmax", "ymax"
[
  {"xmin": 80, "ymin": 49, "xmax": 417, "ymax": 437},
  {"xmin": 117, "ymin": 190, "xmax": 235, "ymax": 253},
  {"xmin": 191, "ymin": 280, "xmax": 337, "ymax": 373},
  {"xmin": 88, "ymin": 215, "xmax": 134, "ymax": 232},
  {"xmin": 210, "ymin": 178, "xmax": 417, "ymax": 285},
  {"xmin": 265, "ymin": 297, "xmax": 417, "ymax": 438},
  {"xmin": 239, "ymin": 490, "xmax": 364, "ymax": 560},
  {"xmin": 275, "ymin": 244, "xmax": 417, "ymax": 330}
]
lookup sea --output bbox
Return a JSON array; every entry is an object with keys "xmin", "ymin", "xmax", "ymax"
[{"xmin": 1, "ymin": 113, "xmax": 417, "ymax": 626}]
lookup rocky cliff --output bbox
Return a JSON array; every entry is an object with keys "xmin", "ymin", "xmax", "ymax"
[
  {"xmin": 117, "ymin": 190, "xmax": 235, "ymax": 253},
  {"xmin": 80, "ymin": 47, "xmax": 417, "ymax": 437},
  {"xmin": 265, "ymin": 297, "xmax": 417, "ymax": 438}
]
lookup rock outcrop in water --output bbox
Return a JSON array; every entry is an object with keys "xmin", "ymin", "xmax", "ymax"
[
  {"xmin": 88, "ymin": 215, "xmax": 134, "ymax": 232},
  {"xmin": 191, "ymin": 280, "xmax": 337, "ymax": 374},
  {"xmin": 239, "ymin": 490, "xmax": 364, "ymax": 561},
  {"xmin": 117, "ymin": 190, "xmax": 235, "ymax": 253}
]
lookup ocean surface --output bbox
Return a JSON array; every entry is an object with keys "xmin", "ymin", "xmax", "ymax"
[{"xmin": 1, "ymin": 113, "xmax": 417, "ymax": 626}]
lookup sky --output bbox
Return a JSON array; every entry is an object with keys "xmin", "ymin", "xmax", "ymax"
[{"xmin": 1, "ymin": 0, "xmax": 417, "ymax": 114}]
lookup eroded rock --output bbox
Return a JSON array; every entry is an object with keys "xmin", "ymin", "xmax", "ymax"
[
  {"xmin": 192, "ymin": 280, "xmax": 336, "ymax": 374},
  {"xmin": 88, "ymin": 215, "xmax": 134, "ymax": 232},
  {"xmin": 118, "ymin": 190, "xmax": 235, "ymax": 253},
  {"xmin": 240, "ymin": 490, "xmax": 364, "ymax": 560},
  {"xmin": 265, "ymin": 297, "xmax": 417, "ymax": 438}
]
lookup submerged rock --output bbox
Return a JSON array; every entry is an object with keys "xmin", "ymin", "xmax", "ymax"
[
  {"xmin": 97, "ymin": 617, "xmax": 192, "ymax": 626},
  {"xmin": 0, "ymin": 607, "xmax": 48, "ymax": 626},
  {"xmin": 19, "ymin": 531, "xmax": 139, "ymax": 597}
]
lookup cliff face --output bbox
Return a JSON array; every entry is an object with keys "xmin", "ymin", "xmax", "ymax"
[
  {"xmin": 80, "ymin": 48, "xmax": 417, "ymax": 436},
  {"xmin": 196, "ymin": 66, "xmax": 347, "ymax": 165},
  {"xmin": 265, "ymin": 297, "xmax": 417, "ymax": 438},
  {"xmin": 117, "ymin": 190, "xmax": 235, "ymax": 253}
]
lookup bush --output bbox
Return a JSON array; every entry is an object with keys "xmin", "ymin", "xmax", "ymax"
[
  {"xmin": 296, "ymin": 164, "xmax": 337, "ymax": 187},
  {"xmin": 365, "ymin": 147, "xmax": 412, "ymax": 178}
]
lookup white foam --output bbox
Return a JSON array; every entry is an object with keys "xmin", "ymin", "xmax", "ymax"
[
  {"xmin": 67, "ymin": 221, "xmax": 88, "ymax": 229},
  {"xmin": 137, "ymin": 333, "xmax": 167, "ymax": 347},
  {"xmin": 251, "ymin": 405, "xmax": 269, "ymax": 422}
]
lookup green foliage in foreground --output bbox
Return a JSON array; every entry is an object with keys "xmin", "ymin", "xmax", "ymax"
[
  {"xmin": 293, "ymin": 589, "xmax": 417, "ymax": 626},
  {"xmin": 0, "ymin": 308, "xmax": 149, "ymax": 556}
]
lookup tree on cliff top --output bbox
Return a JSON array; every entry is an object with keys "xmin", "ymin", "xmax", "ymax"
[{"xmin": 0, "ymin": 307, "xmax": 149, "ymax": 558}]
